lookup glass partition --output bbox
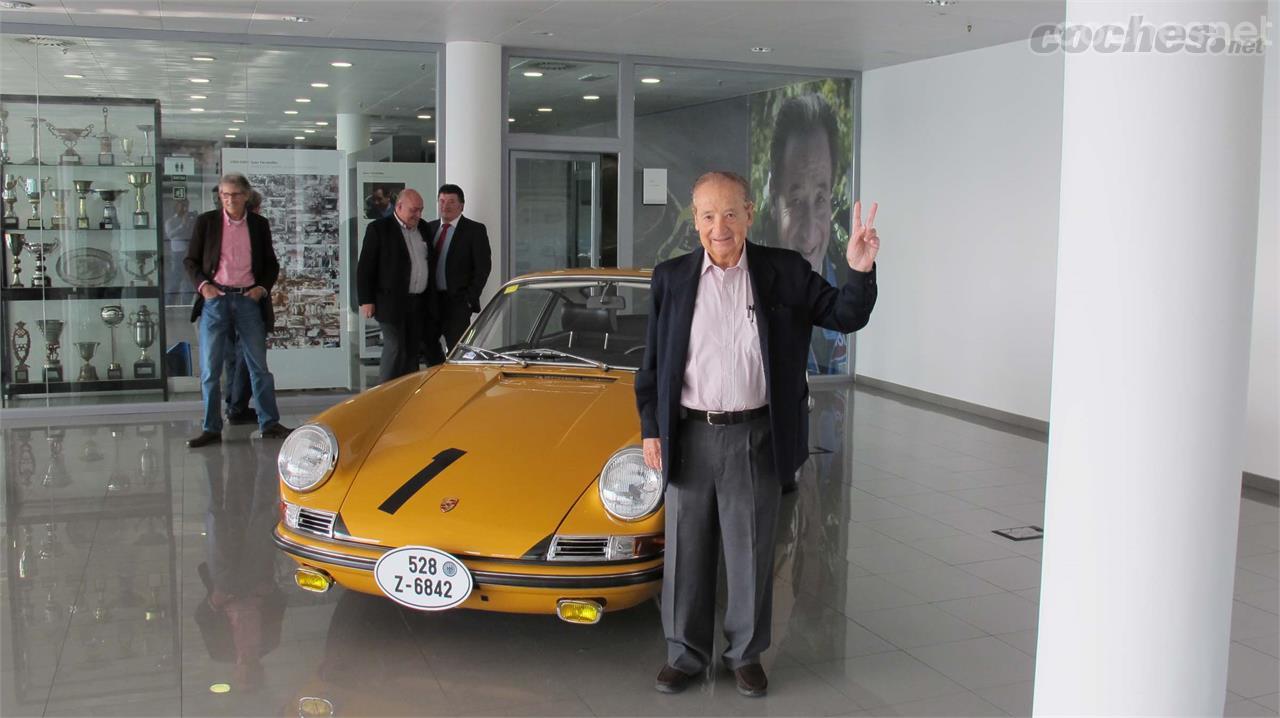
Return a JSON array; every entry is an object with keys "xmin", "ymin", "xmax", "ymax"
[{"xmin": 507, "ymin": 56, "xmax": 618, "ymax": 137}]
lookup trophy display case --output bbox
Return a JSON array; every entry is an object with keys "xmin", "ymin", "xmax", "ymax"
[{"xmin": 1, "ymin": 97, "xmax": 167, "ymax": 406}]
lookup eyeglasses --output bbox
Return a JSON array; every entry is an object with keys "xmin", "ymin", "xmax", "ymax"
[{"xmin": 220, "ymin": 191, "xmax": 246, "ymax": 198}]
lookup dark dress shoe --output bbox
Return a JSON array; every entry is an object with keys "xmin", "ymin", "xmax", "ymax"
[
  {"xmin": 654, "ymin": 664, "xmax": 696, "ymax": 694},
  {"xmin": 258, "ymin": 423, "xmax": 294, "ymax": 439},
  {"xmin": 187, "ymin": 431, "xmax": 222, "ymax": 448},
  {"xmin": 226, "ymin": 408, "xmax": 259, "ymax": 425},
  {"xmin": 733, "ymin": 663, "xmax": 768, "ymax": 698}
]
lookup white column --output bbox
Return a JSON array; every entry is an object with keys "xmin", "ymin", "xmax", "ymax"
[
  {"xmin": 443, "ymin": 40, "xmax": 503, "ymax": 303},
  {"xmin": 336, "ymin": 113, "xmax": 370, "ymax": 154},
  {"xmin": 1034, "ymin": 2, "xmax": 1267, "ymax": 716}
]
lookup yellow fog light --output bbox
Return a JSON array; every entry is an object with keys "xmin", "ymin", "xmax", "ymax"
[
  {"xmin": 556, "ymin": 599, "xmax": 603, "ymax": 625},
  {"xmin": 294, "ymin": 567, "xmax": 333, "ymax": 593}
]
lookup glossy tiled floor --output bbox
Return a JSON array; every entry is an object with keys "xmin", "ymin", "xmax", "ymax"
[{"xmin": 2, "ymin": 386, "xmax": 1276, "ymax": 717}]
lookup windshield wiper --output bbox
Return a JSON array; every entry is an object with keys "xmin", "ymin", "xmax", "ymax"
[
  {"xmin": 506, "ymin": 347, "xmax": 608, "ymax": 371},
  {"xmin": 453, "ymin": 343, "xmax": 527, "ymax": 366}
]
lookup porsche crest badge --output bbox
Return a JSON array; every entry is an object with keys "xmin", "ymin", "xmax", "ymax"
[{"xmin": 440, "ymin": 497, "xmax": 459, "ymax": 513}]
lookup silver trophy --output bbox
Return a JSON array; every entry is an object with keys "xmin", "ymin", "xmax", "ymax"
[
  {"xmin": 130, "ymin": 306, "xmax": 157, "ymax": 378},
  {"xmin": 97, "ymin": 107, "xmax": 115, "ymax": 166},
  {"xmin": 100, "ymin": 305, "xmax": 125, "ymax": 380},
  {"xmin": 10, "ymin": 320, "xmax": 31, "ymax": 383},
  {"xmin": 23, "ymin": 238, "xmax": 58, "ymax": 288},
  {"xmin": 126, "ymin": 172, "xmax": 150, "ymax": 228},
  {"xmin": 25, "ymin": 117, "xmax": 42, "ymax": 165},
  {"xmin": 48, "ymin": 188, "xmax": 74, "ymax": 230},
  {"xmin": 75, "ymin": 341, "xmax": 100, "ymax": 381},
  {"xmin": 92, "ymin": 188, "xmax": 127, "ymax": 229},
  {"xmin": 122, "ymin": 250, "xmax": 157, "ymax": 286},
  {"xmin": 3, "ymin": 173, "xmax": 20, "ymax": 228},
  {"xmin": 135, "ymin": 125, "xmax": 154, "ymax": 166},
  {"xmin": 45, "ymin": 121, "xmax": 95, "ymax": 166},
  {"xmin": 6, "ymin": 231, "xmax": 24, "ymax": 287},
  {"xmin": 35, "ymin": 319, "xmax": 65, "ymax": 383},
  {"xmin": 23, "ymin": 176, "xmax": 49, "ymax": 229},
  {"xmin": 119, "ymin": 137, "xmax": 135, "ymax": 166},
  {"xmin": 73, "ymin": 180, "xmax": 94, "ymax": 230},
  {"xmin": 0, "ymin": 108, "xmax": 10, "ymax": 164}
]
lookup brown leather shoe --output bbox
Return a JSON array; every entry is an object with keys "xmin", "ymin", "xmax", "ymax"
[
  {"xmin": 259, "ymin": 423, "xmax": 294, "ymax": 439},
  {"xmin": 654, "ymin": 664, "xmax": 696, "ymax": 694},
  {"xmin": 187, "ymin": 431, "xmax": 222, "ymax": 448},
  {"xmin": 733, "ymin": 663, "xmax": 768, "ymax": 698}
]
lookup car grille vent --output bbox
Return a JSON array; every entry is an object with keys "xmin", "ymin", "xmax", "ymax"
[
  {"xmin": 548, "ymin": 536, "xmax": 608, "ymax": 561},
  {"xmin": 297, "ymin": 507, "xmax": 337, "ymax": 538}
]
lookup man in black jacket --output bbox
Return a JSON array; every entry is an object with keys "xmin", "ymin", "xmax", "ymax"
[
  {"xmin": 423, "ymin": 184, "xmax": 491, "ymax": 364},
  {"xmin": 635, "ymin": 171, "xmax": 878, "ymax": 697},
  {"xmin": 356, "ymin": 189, "xmax": 432, "ymax": 384},
  {"xmin": 184, "ymin": 173, "xmax": 291, "ymax": 447}
]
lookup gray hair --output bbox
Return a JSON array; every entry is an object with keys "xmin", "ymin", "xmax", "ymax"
[
  {"xmin": 691, "ymin": 171, "xmax": 751, "ymax": 206},
  {"xmin": 218, "ymin": 173, "xmax": 252, "ymax": 193},
  {"xmin": 246, "ymin": 189, "xmax": 263, "ymax": 212}
]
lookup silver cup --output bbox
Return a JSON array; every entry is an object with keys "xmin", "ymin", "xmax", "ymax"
[
  {"xmin": 100, "ymin": 305, "xmax": 125, "ymax": 380},
  {"xmin": 119, "ymin": 137, "xmax": 135, "ymax": 166},
  {"xmin": 48, "ymin": 189, "xmax": 75, "ymax": 230},
  {"xmin": 2, "ymin": 173, "xmax": 20, "ymax": 228},
  {"xmin": 35, "ymin": 319, "xmax": 65, "ymax": 383},
  {"xmin": 73, "ymin": 180, "xmax": 94, "ymax": 230},
  {"xmin": 130, "ymin": 306, "xmax": 157, "ymax": 378},
  {"xmin": 45, "ymin": 121, "xmax": 95, "ymax": 166},
  {"xmin": 75, "ymin": 341, "xmax": 100, "ymax": 381},
  {"xmin": 123, "ymin": 250, "xmax": 157, "ymax": 286},
  {"xmin": 23, "ymin": 238, "xmax": 58, "ymax": 288},
  {"xmin": 136, "ymin": 125, "xmax": 154, "ymax": 166},
  {"xmin": 126, "ymin": 173, "xmax": 151, "ymax": 228},
  {"xmin": 6, "ymin": 231, "xmax": 23, "ymax": 287},
  {"xmin": 92, "ymin": 188, "xmax": 128, "ymax": 230},
  {"xmin": 23, "ymin": 176, "xmax": 49, "ymax": 229}
]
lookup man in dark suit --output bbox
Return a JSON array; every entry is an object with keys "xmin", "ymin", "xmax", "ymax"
[
  {"xmin": 184, "ymin": 173, "xmax": 292, "ymax": 447},
  {"xmin": 635, "ymin": 171, "xmax": 878, "ymax": 697},
  {"xmin": 423, "ymin": 184, "xmax": 491, "ymax": 364},
  {"xmin": 356, "ymin": 188, "xmax": 432, "ymax": 384}
]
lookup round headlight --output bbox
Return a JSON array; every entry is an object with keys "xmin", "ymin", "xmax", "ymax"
[
  {"xmin": 599, "ymin": 447, "xmax": 663, "ymax": 521},
  {"xmin": 277, "ymin": 424, "xmax": 338, "ymax": 492}
]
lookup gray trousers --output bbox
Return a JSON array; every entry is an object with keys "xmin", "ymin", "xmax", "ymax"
[
  {"xmin": 662, "ymin": 414, "xmax": 781, "ymax": 673},
  {"xmin": 377, "ymin": 293, "xmax": 429, "ymax": 385}
]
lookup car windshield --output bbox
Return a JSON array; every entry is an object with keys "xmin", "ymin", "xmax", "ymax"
[{"xmin": 451, "ymin": 278, "xmax": 651, "ymax": 370}]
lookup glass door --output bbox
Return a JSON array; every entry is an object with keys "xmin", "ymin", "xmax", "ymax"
[{"xmin": 509, "ymin": 151, "xmax": 617, "ymax": 277}]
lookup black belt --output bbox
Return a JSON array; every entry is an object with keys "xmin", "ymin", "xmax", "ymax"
[
  {"xmin": 679, "ymin": 405, "xmax": 769, "ymax": 426},
  {"xmin": 214, "ymin": 283, "xmax": 254, "ymax": 294}
]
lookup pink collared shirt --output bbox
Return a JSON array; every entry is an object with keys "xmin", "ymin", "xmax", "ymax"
[
  {"xmin": 680, "ymin": 250, "xmax": 767, "ymax": 411},
  {"xmin": 212, "ymin": 210, "xmax": 255, "ymax": 288}
]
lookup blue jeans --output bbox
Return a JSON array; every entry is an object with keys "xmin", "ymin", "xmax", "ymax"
[
  {"xmin": 223, "ymin": 329, "xmax": 251, "ymax": 416},
  {"xmin": 198, "ymin": 294, "xmax": 280, "ymax": 433}
]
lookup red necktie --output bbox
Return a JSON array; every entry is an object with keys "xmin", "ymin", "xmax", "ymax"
[{"xmin": 435, "ymin": 223, "xmax": 451, "ymax": 256}]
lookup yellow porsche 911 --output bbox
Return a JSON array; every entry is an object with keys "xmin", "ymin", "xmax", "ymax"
[{"xmin": 274, "ymin": 269, "xmax": 663, "ymax": 624}]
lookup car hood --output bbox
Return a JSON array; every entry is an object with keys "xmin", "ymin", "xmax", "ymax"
[{"xmin": 338, "ymin": 364, "xmax": 640, "ymax": 558}]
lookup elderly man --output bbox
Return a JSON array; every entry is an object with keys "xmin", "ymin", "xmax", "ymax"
[
  {"xmin": 635, "ymin": 171, "xmax": 879, "ymax": 697},
  {"xmin": 185, "ymin": 173, "xmax": 292, "ymax": 447},
  {"xmin": 423, "ymin": 184, "xmax": 490, "ymax": 364},
  {"xmin": 357, "ymin": 188, "xmax": 433, "ymax": 383}
]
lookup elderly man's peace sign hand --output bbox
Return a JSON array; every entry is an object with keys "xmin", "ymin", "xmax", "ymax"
[{"xmin": 847, "ymin": 200, "xmax": 880, "ymax": 273}]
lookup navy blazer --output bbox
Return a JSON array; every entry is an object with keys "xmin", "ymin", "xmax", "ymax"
[
  {"xmin": 356, "ymin": 214, "xmax": 433, "ymax": 325},
  {"xmin": 635, "ymin": 241, "xmax": 877, "ymax": 483},
  {"xmin": 184, "ymin": 209, "xmax": 279, "ymax": 329},
  {"xmin": 425, "ymin": 215, "xmax": 492, "ymax": 313}
]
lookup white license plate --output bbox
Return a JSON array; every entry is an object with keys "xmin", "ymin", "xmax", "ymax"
[{"xmin": 374, "ymin": 546, "xmax": 473, "ymax": 611}]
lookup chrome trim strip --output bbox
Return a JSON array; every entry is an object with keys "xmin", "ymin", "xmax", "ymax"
[{"xmin": 274, "ymin": 529, "xmax": 663, "ymax": 589}]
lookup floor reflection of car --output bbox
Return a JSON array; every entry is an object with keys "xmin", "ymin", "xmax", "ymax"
[{"xmin": 275, "ymin": 269, "xmax": 663, "ymax": 624}]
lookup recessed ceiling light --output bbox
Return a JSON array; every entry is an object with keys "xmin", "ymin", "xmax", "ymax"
[
  {"xmin": 640, "ymin": 77, "xmax": 661, "ymax": 84},
  {"xmin": 536, "ymin": 107, "xmax": 552, "ymax": 112},
  {"xmin": 315, "ymin": 121, "xmax": 328, "ymax": 126},
  {"xmin": 189, "ymin": 77, "xmax": 210, "ymax": 83},
  {"xmin": 63, "ymin": 74, "xmax": 83, "ymax": 79},
  {"xmin": 304, "ymin": 129, "xmax": 316, "ymax": 133},
  {"xmin": 294, "ymin": 136, "xmax": 305, "ymax": 140},
  {"xmin": 427, "ymin": 139, "xmax": 436, "ymax": 144},
  {"xmin": 582, "ymin": 95, "xmax": 600, "ymax": 101},
  {"xmin": 224, "ymin": 134, "xmax": 236, "ymax": 138},
  {"xmin": 226, "ymin": 127, "xmax": 238, "ymax": 131},
  {"xmin": 508, "ymin": 117, "xmax": 515, "ymax": 123},
  {"xmin": 231, "ymin": 119, "xmax": 245, "ymax": 123},
  {"xmin": 310, "ymin": 82, "xmax": 329, "ymax": 88},
  {"xmin": 190, "ymin": 94, "xmax": 207, "ymax": 100},
  {"xmin": 283, "ymin": 110, "xmax": 298, "ymax": 115},
  {"xmin": 416, "ymin": 114, "xmax": 431, "ymax": 120},
  {"xmin": 531, "ymin": 30, "xmax": 554, "ymax": 36},
  {"xmin": 282, "ymin": 15, "xmax": 312, "ymax": 23},
  {"xmin": 190, "ymin": 107, "xmax": 205, "ymax": 112},
  {"xmin": 295, "ymin": 98, "xmax": 311, "ymax": 103},
  {"xmin": 751, "ymin": 46, "xmax": 773, "ymax": 53},
  {"xmin": 1, "ymin": 1, "xmax": 35, "ymax": 8},
  {"xmin": 522, "ymin": 71, "xmax": 543, "ymax": 78},
  {"xmin": 330, "ymin": 61, "xmax": 353, "ymax": 68},
  {"xmin": 925, "ymin": 0, "xmax": 958, "ymax": 5},
  {"xmin": 192, "ymin": 55, "xmax": 216, "ymax": 62}
]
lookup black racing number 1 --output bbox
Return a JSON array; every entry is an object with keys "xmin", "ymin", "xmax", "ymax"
[{"xmin": 378, "ymin": 448, "xmax": 466, "ymax": 515}]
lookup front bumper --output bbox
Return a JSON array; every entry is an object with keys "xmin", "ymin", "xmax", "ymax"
[{"xmin": 274, "ymin": 526, "xmax": 662, "ymax": 613}]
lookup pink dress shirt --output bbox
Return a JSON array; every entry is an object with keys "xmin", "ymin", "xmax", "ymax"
[
  {"xmin": 680, "ymin": 250, "xmax": 767, "ymax": 412},
  {"xmin": 211, "ymin": 211, "xmax": 255, "ymax": 288}
]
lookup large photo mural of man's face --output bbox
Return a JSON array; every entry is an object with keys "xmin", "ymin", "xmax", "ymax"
[{"xmin": 751, "ymin": 79, "xmax": 855, "ymax": 375}]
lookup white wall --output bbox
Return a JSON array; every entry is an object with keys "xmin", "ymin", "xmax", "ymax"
[
  {"xmin": 858, "ymin": 40, "xmax": 1065, "ymax": 421},
  {"xmin": 1245, "ymin": 0, "xmax": 1278, "ymax": 480}
]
